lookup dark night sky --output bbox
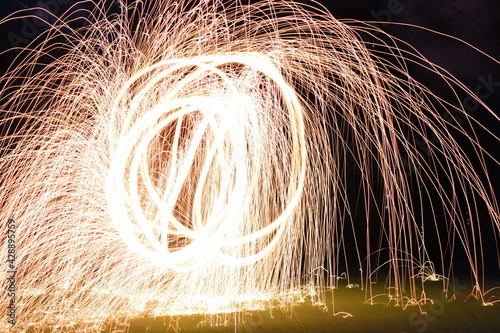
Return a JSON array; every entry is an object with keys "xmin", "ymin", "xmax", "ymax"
[
  {"xmin": 1, "ymin": 0, "xmax": 500, "ymax": 71},
  {"xmin": 1, "ymin": 0, "xmax": 499, "ymax": 100},
  {"xmin": 330, "ymin": 1, "xmax": 500, "ymax": 100},
  {"xmin": 1, "ymin": 0, "xmax": 498, "ymax": 122}
]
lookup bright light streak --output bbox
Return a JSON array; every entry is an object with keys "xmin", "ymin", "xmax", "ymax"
[{"xmin": 105, "ymin": 54, "xmax": 307, "ymax": 270}]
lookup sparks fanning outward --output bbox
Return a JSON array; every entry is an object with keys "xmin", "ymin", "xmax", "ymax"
[{"xmin": 0, "ymin": 0, "xmax": 499, "ymax": 331}]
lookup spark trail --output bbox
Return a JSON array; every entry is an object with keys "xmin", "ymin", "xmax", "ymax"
[{"xmin": 0, "ymin": 0, "xmax": 498, "ymax": 331}]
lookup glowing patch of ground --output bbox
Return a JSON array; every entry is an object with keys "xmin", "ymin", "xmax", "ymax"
[{"xmin": 116, "ymin": 280, "xmax": 499, "ymax": 333}]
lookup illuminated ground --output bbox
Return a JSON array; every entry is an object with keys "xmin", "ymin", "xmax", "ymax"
[{"xmin": 114, "ymin": 279, "xmax": 500, "ymax": 333}]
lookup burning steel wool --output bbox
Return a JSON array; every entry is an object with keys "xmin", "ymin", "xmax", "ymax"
[{"xmin": 0, "ymin": 0, "xmax": 499, "ymax": 331}]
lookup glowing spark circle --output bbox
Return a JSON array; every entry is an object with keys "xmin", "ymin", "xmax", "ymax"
[{"xmin": 106, "ymin": 54, "xmax": 307, "ymax": 271}]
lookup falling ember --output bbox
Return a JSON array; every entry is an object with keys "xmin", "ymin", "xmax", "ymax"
[{"xmin": 0, "ymin": 0, "xmax": 498, "ymax": 331}]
